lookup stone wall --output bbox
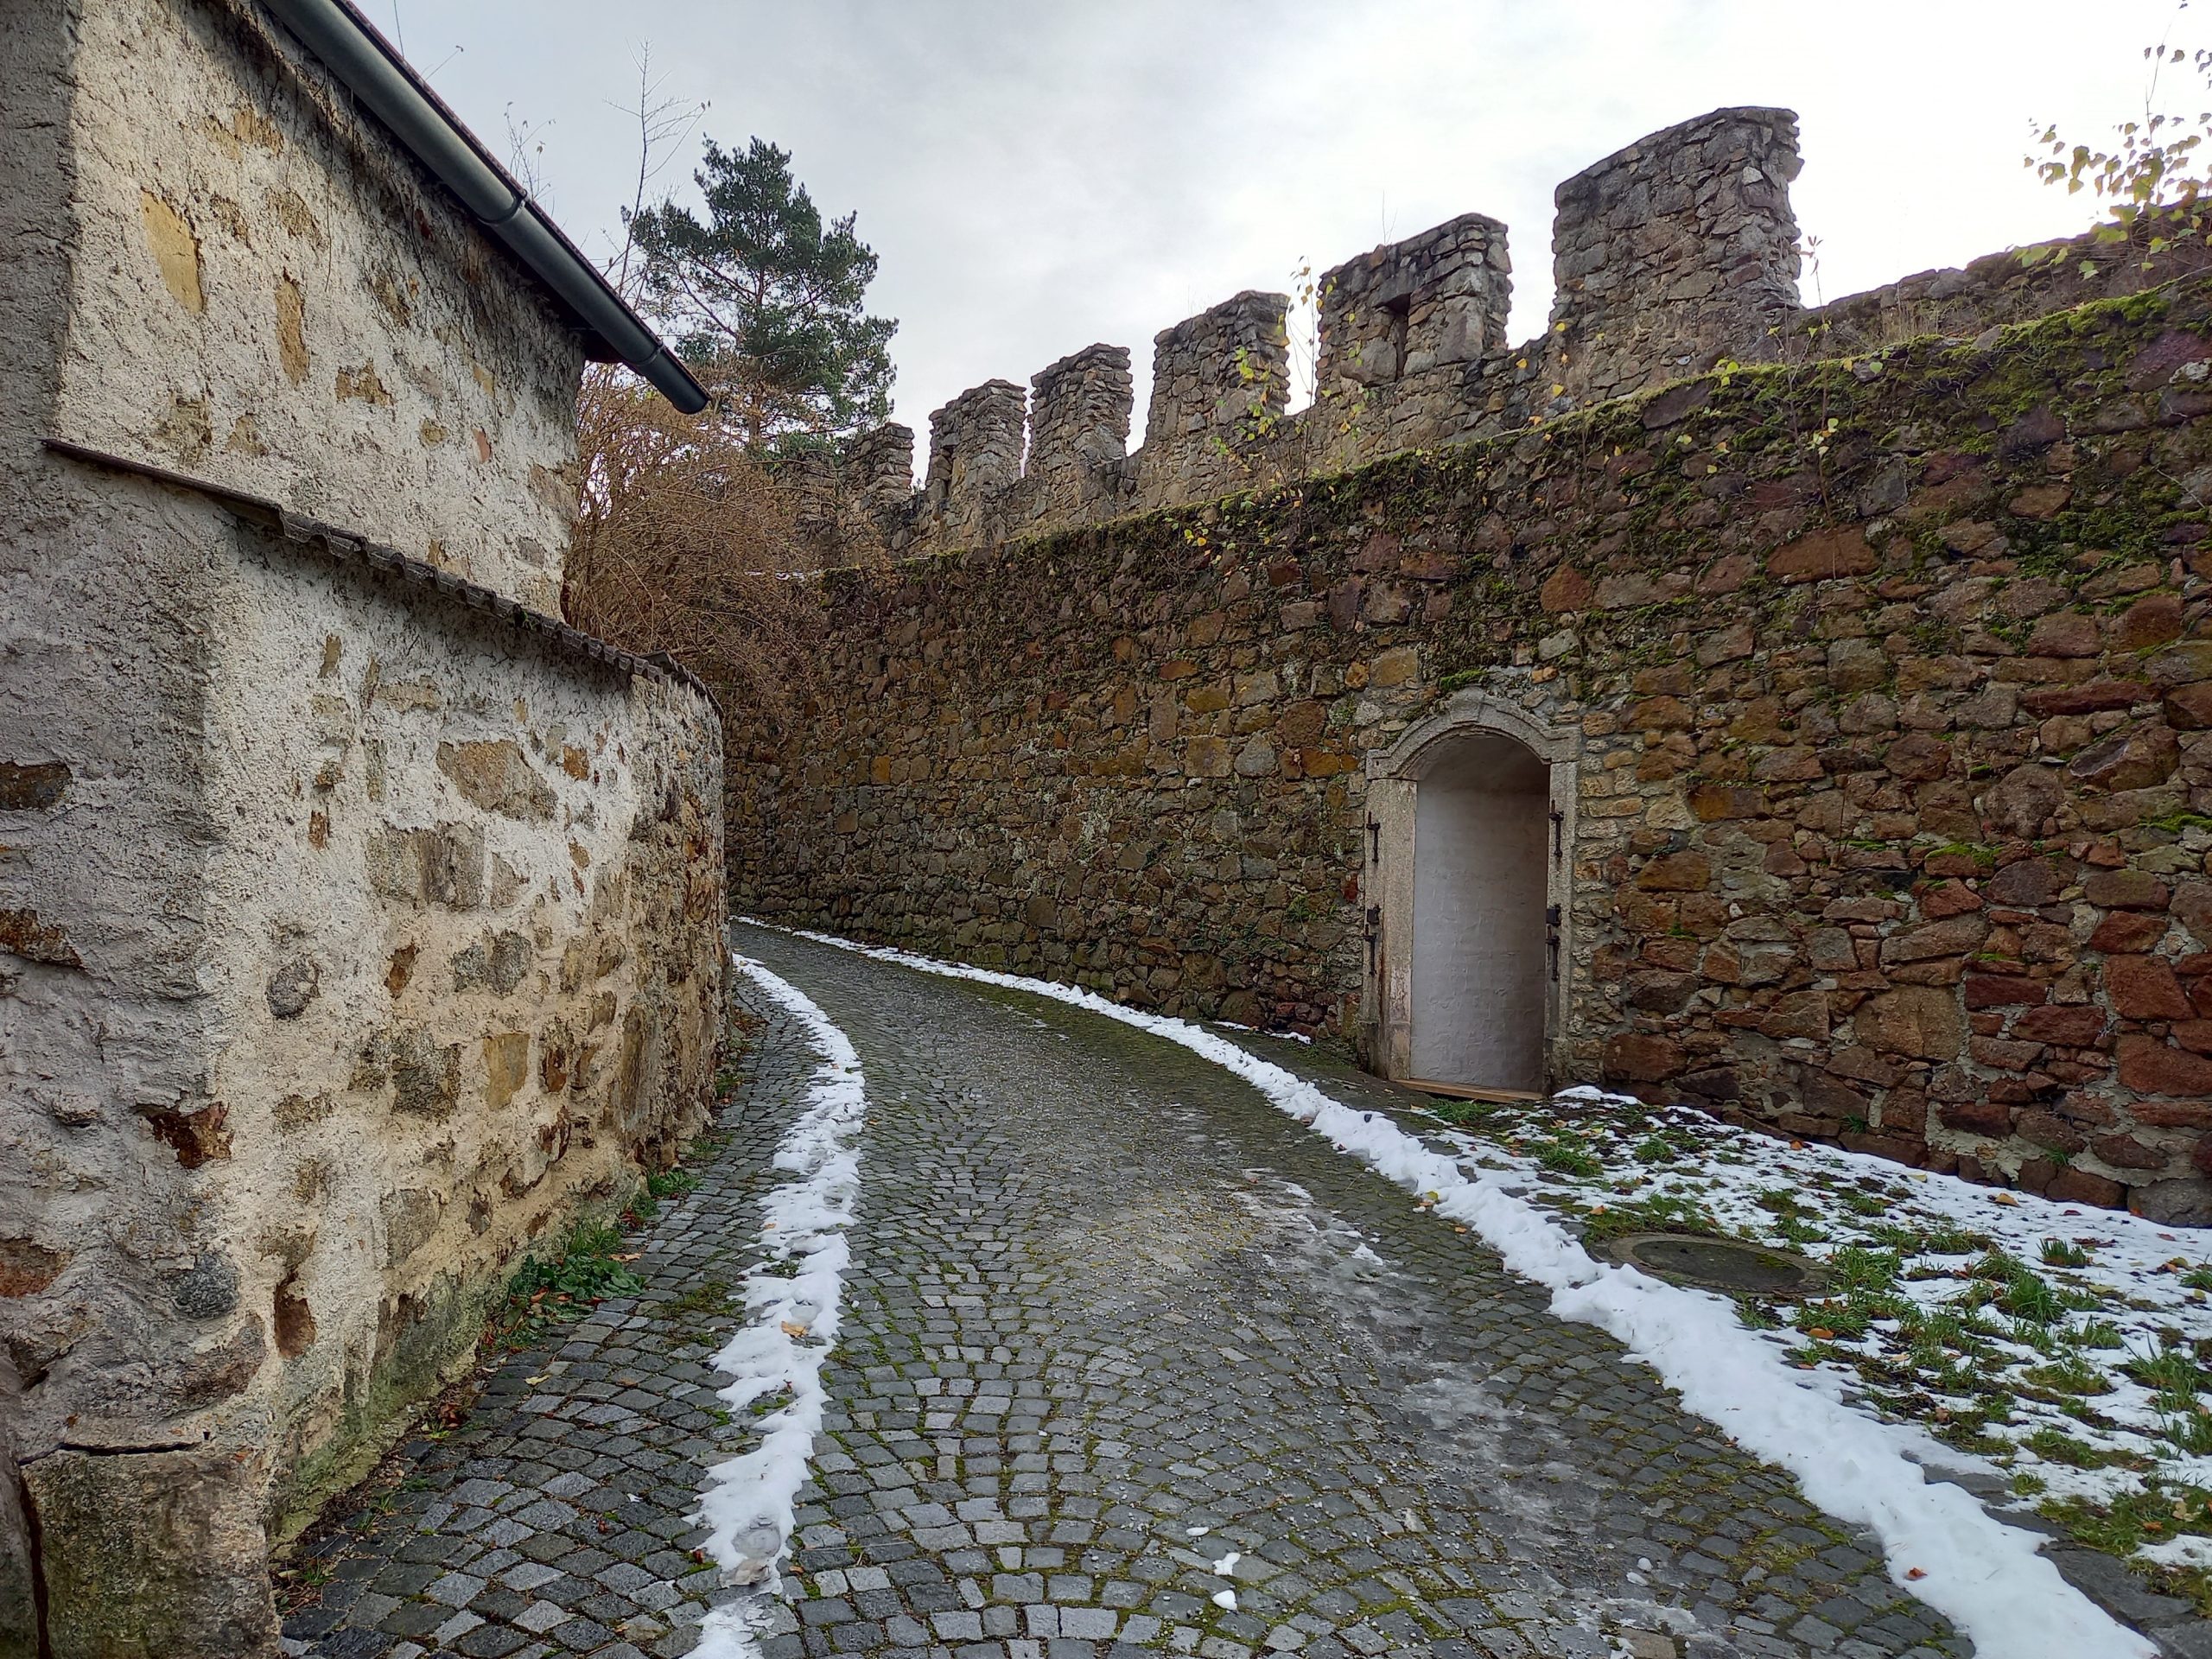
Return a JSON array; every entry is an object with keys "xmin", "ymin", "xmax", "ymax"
[
  {"xmin": 1026, "ymin": 343, "xmax": 1135, "ymax": 524},
  {"xmin": 0, "ymin": 3, "xmax": 725, "ymax": 1651},
  {"xmin": 6, "ymin": 473, "xmax": 724, "ymax": 1652},
  {"xmin": 729, "ymin": 273, "xmax": 2212, "ymax": 1229},
  {"xmin": 54, "ymin": 0, "xmax": 582, "ymax": 611}
]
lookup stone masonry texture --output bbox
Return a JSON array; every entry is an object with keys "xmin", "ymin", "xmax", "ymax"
[
  {"xmin": 287, "ymin": 924, "xmax": 1999, "ymax": 1659},
  {"xmin": 728, "ymin": 266, "xmax": 2212, "ymax": 1230},
  {"xmin": 0, "ymin": 2, "xmax": 724, "ymax": 1650}
]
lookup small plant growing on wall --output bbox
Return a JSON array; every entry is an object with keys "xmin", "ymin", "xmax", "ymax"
[{"xmin": 2030, "ymin": 3, "xmax": 2212, "ymax": 267}]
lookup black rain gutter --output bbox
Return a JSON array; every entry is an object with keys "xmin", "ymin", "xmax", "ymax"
[{"xmin": 260, "ymin": 0, "xmax": 709, "ymax": 415}]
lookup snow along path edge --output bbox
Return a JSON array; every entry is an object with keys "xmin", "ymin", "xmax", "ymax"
[
  {"xmin": 692, "ymin": 953, "xmax": 869, "ymax": 1659},
  {"xmin": 772, "ymin": 924, "xmax": 2153, "ymax": 1659}
]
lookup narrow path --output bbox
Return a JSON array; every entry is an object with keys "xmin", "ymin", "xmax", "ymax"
[{"xmin": 288, "ymin": 926, "xmax": 1964, "ymax": 1659}]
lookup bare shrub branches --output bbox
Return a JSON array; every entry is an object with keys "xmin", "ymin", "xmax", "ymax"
[{"xmin": 562, "ymin": 363, "xmax": 822, "ymax": 725}]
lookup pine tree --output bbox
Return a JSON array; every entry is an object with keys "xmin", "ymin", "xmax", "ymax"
[{"xmin": 631, "ymin": 137, "xmax": 897, "ymax": 448}]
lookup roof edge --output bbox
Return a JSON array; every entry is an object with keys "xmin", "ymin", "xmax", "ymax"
[{"xmin": 260, "ymin": 0, "xmax": 708, "ymax": 414}]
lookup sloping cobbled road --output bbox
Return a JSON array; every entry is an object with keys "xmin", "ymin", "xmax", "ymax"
[{"xmin": 289, "ymin": 923, "xmax": 1968, "ymax": 1659}]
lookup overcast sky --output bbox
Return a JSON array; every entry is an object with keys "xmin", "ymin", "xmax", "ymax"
[{"xmin": 405, "ymin": 1, "xmax": 2190, "ymax": 447}]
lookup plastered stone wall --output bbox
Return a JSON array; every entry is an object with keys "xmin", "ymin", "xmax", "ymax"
[
  {"xmin": 52, "ymin": 0, "xmax": 582, "ymax": 612},
  {"xmin": 728, "ymin": 275, "xmax": 2212, "ymax": 1230},
  {"xmin": 0, "ymin": 2, "xmax": 725, "ymax": 1650},
  {"xmin": 4, "ymin": 483, "xmax": 724, "ymax": 1652}
]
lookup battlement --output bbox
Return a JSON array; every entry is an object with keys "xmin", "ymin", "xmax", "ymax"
[
  {"xmin": 1545, "ymin": 105, "xmax": 1802, "ymax": 407},
  {"xmin": 1027, "ymin": 342, "xmax": 1133, "ymax": 521},
  {"xmin": 842, "ymin": 103, "xmax": 2203, "ymax": 563}
]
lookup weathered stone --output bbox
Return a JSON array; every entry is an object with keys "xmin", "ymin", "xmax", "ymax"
[
  {"xmin": 380, "ymin": 1187, "xmax": 440, "ymax": 1266},
  {"xmin": 1768, "ymin": 525, "xmax": 1874, "ymax": 583},
  {"xmin": 2134, "ymin": 1176, "xmax": 2212, "ymax": 1226},
  {"xmin": 2048, "ymin": 1166, "xmax": 2127, "ymax": 1206},
  {"xmin": 2118, "ymin": 1034, "xmax": 2212, "ymax": 1095},
  {"xmin": 1855, "ymin": 987, "xmax": 1966, "ymax": 1061},
  {"xmin": 0, "ymin": 760, "xmax": 69, "ymax": 810},
  {"xmin": 2105, "ymin": 955, "xmax": 2195, "ymax": 1020},
  {"xmin": 435, "ymin": 739, "xmax": 556, "ymax": 820},
  {"xmin": 1635, "ymin": 852, "xmax": 1711, "ymax": 892},
  {"xmin": 453, "ymin": 930, "xmax": 534, "ymax": 995},
  {"xmin": 366, "ymin": 823, "xmax": 487, "ymax": 910},
  {"xmin": 1625, "ymin": 970, "xmax": 1698, "ymax": 1013},
  {"xmin": 24, "ymin": 1446, "xmax": 281, "ymax": 1659},
  {"xmin": 2084, "ymin": 868, "xmax": 2171, "ymax": 910},
  {"xmin": 1980, "ymin": 765, "xmax": 2065, "ymax": 837},
  {"xmin": 264, "ymin": 957, "xmax": 318, "ymax": 1019},
  {"xmin": 2068, "ymin": 722, "xmax": 2179, "ymax": 790},
  {"xmin": 1985, "ymin": 857, "xmax": 2059, "ymax": 906},
  {"xmin": 2088, "ymin": 911, "xmax": 2170, "ymax": 953},
  {"xmin": 2093, "ymin": 1132, "xmax": 2169, "ymax": 1170},
  {"xmin": 1940, "ymin": 1098, "xmax": 2012, "ymax": 1136},
  {"xmin": 1539, "ymin": 566, "xmax": 1592, "ymax": 612},
  {"xmin": 1604, "ymin": 1033, "xmax": 1683, "ymax": 1082},
  {"xmin": 1878, "ymin": 915, "xmax": 1987, "ymax": 967},
  {"xmin": 391, "ymin": 1028, "xmax": 461, "ymax": 1118},
  {"xmin": 168, "ymin": 1252, "xmax": 240, "ymax": 1319},
  {"xmin": 2014, "ymin": 1003, "xmax": 2108, "ymax": 1046}
]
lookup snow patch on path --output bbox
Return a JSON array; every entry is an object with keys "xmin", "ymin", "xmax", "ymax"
[
  {"xmin": 691, "ymin": 953, "xmax": 868, "ymax": 1659},
  {"xmin": 778, "ymin": 925, "xmax": 2153, "ymax": 1659}
]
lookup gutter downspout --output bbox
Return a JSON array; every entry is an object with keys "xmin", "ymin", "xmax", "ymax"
[{"xmin": 261, "ymin": 0, "xmax": 709, "ymax": 415}]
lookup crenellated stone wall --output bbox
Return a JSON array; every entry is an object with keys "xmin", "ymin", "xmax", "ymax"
[
  {"xmin": 727, "ymin": 270, "xmax": 2212, "ymax": 1231},
  {"xmin": 826, "ymin": 105, "xmax": 2212, "ymax": 575},
  {"xmin": 1134, "ymin": 289, "xmax": 1294, "ymax": 508},
  {"xmin": 922, "ymin": 378, "xmax": 1026, "ymax": 549}
]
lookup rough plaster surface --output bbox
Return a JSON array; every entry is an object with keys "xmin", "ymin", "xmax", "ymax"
[
  {"xmin": 53, "ymin": 0, "xmax": 583, "ymax": 611},
  {"xmin": 0, "ymin": 2, "xmax": 724, "ymax": 1651}
]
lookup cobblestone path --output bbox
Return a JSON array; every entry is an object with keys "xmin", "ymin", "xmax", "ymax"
[{"xmin": 288, "ymin": 925, "xmax": 1970, "ymax": 1659}]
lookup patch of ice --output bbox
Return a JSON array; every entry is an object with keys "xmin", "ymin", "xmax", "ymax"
[
  {"xmin": 690, "ymin": 953, "xmax": 869, "ymax": 1657},
  {"xmin": 1211, "ymin": 1589, "xmax": 1238, "ymax": 1610},
  {"xmin": 779, "ymin": 925, "xmax": 2154, "ymax": 1659}
]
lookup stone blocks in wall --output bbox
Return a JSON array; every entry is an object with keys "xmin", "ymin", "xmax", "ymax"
[
  {"xmin": 723, "ymin": 274, "xmax": 2212, "ymax": 1226},
  {"xmin": 848, "ymin": 422, "xmax": 917, "ymax": 515},
  {"xmin": 1306, "ymin": 213, "xmax": 1516, "ymax": 471},
  {"xmin": 1139, "ymin": 290, "xmax": 1290, "ymax": 509},
  {"xmin": 925, "ymin": 380, "xmax": 1026, "ymax": 546},
  {"xmin": 1027, "ymin": 344, "xmax": 1134, "ymax": 520},
  {"xmin": 1548, "ymin": 105, "xmax": 1802, "ymax": 407},
  {"xmin": 1317, "ymin": 213, "xmax": 1510, "ymax": 394}
]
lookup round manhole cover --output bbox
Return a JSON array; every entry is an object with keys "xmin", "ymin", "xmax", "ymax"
[{"xmin": 1603, "ymin": 1231, "xmax": 1826, "ymax": 1297}]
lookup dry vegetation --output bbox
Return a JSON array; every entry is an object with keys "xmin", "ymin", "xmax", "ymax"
[{"xmin": 562, "ymin": 364, "xmax": 851, "ymax": 722}]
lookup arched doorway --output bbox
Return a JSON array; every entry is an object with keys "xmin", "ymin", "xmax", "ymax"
[
  {"xmin": 1365, "ymin": 692, "xmax": 1579, "ymax": 1096},
  {"xmin": 1410, "ymin": 734, "xmax": 1549, "ymax": 1090}
]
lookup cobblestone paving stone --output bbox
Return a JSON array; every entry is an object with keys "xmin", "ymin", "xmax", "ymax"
[
  {"xmin": 284, "ymin": 994, "xmax": 817, "ymax": 1659},
  {"xmin": 291, "ymin": 924, "xmax": 1974, "ymax": 1659}
]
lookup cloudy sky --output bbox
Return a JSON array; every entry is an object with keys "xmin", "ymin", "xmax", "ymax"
[{"xmin": 406, "ymin": 1, "xmax": 2189, "ymax": 442}]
